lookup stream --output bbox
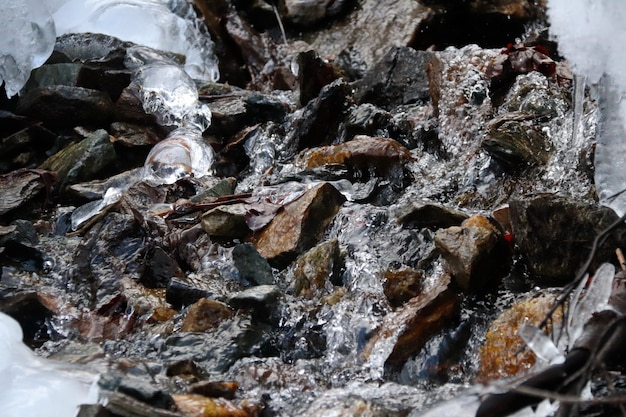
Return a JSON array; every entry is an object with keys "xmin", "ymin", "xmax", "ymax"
[{"xmin": 1, "ymin": 1, "xmax": 623, "ymax": 417}]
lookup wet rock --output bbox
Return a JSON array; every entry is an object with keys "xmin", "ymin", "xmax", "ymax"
[
  {"xmin": 0, "ymin": 290, "xmax": 56, "ymax": 347},
  {"xmin": 67, "ymin": 212, "xmax": 144, "ymax": 310},
  {"xmin": 202, "ymin": 204, "xmax": 250, "ymax": 239},
  {"xmin": 166, "ymin": 276, "xmax": 221, "ymax": 310},
  {"xmin": 382, "ymin": 267, "xmax": 423, "ymax": 308},
  {"xmin": 140, "ymin": 246, "xmax": 185, "ymax": 289},
  {"xmin": 0, "ymin": 111, "xmax": 57, "ymax": 174},
  {"xmin": 291, "ymin": 238, "xmax": 343, "ymax": 298},
  {"xmin": 232, "ymin": 243, "xmax": 275, "ymax": 286},
  {"xmin": 109, "ymin": 122, "xmax": 160, "ymax": 148},
  {"xmin": 299, "ymin": 135, "xmax": 413, "ymax": 177},
  {"xmin": 119, "ymin": 278, "xmax": 175, "ymax": 321},
  {"xmin": 22, "ymin": 63, "xmax": 83, "ymax": 91},
  {"xmin": 435, "ymin": 215, "xmax": 511, "ymax": 292},
  {"xmin": 286, "ymin": 79, "xmax": 352, "ymax": 153},
  {"xmin": 309, "ymin": 0, "xmax": 434, "ymax": 70},
  {"xmin": 224, "ymin": 12, "xmax": 276, "ymax": 83},
  {"xmin": 39, "ymin": 129, "xmax": 116, "ymax": 189},
  {"xmin": 182, "ymin": 298, "xmax": 234, "ymax": 333},
  {"xmin": 117, "ymin": 376, "xmax": 174, "ymax": 410},
  {"xmin": 0, "ymin": 220, "xmax": 46, "ymax": 273},
  {"xmin": 509, "ymin": 194, "xmax": 621, "ymax": 283},
  {"xmin": 160, "ymin": 316, "xmax": 269, "ymax": 374},
  {"xmin": 501, "ymin": 71, "xmax": 569, "ymax": 119},
  {"xmin": 100, "ymin": 391, "xmax": 183, "ymax": 417},
  {"xmin": 296, "ymin": 50, "xmax": 343, "ymax": 107},
  {"xmin": 172, "ymin": 394, "xmax": 261, "ymax": 417},
  {"xmin": 188, "ymin": 380, "xmax": 239, "ymax": 400},
  {"xmin": 363, "ymin": 273, "xmax": 459, "ymax": 371},
  {"xmin": 16, "ymin": 85, "xmax": 116, "ymax": 128},
  {"xmin": 355, "ymin": 47, "xmax": 434, "ymax": 110},
  {"xmin": 482, "ymin": 112, "xmax": 550, "ymax": 167},
  {"xmin": 345, "ymin": 104, "xmax": 393, "ymax": 138},
  {"xmin": 252, "ymin": 182, "xmax": 345, "ymax": 268},
  {"xmin": 201, "ymin": 203, "xmax": 251, "ymax": 239},
  {"xmin": 0, "ymin": 168, "xmax": 55, "ymax": 217},
  {"xmin": 394, "ymin": 199, "xmax": 469, "ymax": 229},
  {"xmin": 228, "ymin": 285, "xmax": 282, "ymax": 321},
  {"xmin": 200, "ymin": 84, "xmax": 290, "ymax": 140},
  {"xmin": 478, "ymin": 293, "xmax": 560, "ymax": 381},
  {"xmin": 279, "ymin": 0, "xmax": 351, "ymax": 27}
]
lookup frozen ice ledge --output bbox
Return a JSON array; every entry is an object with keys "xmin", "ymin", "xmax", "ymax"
[{"xmin": 1, "ymin": 0, "xmax": 219, "ymax": 98}]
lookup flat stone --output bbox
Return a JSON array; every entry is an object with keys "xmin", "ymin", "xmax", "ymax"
[
  {"xmin": 39, "ymin": 129, "xmax": 116, "ymax": 189},
  {"xmin": 0, "ymin": 169, "xmax": 55, "ymax": 216},
  {"xmin": 362, "ymin": 273, "xmax": 459, "ymax": 370},
  {"xmin": 300, "ymin": 135, "xmax": 412, "ymax": 176},
  {"xmin": 252, "ymin": 182, "xmax": 345, "ymax": 268}
]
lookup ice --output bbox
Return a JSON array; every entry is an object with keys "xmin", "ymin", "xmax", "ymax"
[
  {"xmin": 48, "ymin": 0, "xmax": 219, "ymax": 82},
  {"xmin": 142, "ymin": 126, "xmax": 215, "ymax": 186},
  {"xmin": 547, "ymin": 1, "xmax": 626, "ymax": 215},
  {"xmin": 131, "ymin": 61, "xmax": 212, "ymax": 130},
  {"xmin": 1, "ymin": 0, "xmax": 56, "ymax": 97},
  {"xmin": 519, "ymin": 324, "xmax": 564, "ymax": 364},
  {"xmin": 0, "ymin": 312, "xmax": 99, "ymax": 417},
  {"xmin": 567, "ymin": 262, "xmax": 614, "ymax": 344}
]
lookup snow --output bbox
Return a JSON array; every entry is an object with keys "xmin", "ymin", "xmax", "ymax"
[
  {"xmin": 548, "ymin": 0, "xmax": 626, "ymax": 216},
  {"xmin": 0, "ymin": 312, "xmax": 99, "ymax": 417}
]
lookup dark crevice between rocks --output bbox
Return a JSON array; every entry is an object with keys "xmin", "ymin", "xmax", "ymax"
[{"xmin": 411, "ymin": 10, "xmax": 529, "ymax": 51}]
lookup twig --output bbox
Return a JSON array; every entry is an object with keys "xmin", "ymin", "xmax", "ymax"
[{"xmin": 616, "ymin": 248, "xmax": 626, "ymax": 272}]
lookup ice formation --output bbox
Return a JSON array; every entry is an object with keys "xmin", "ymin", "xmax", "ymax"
[
  {"xmin": 548, "ymin": 0, "xmax": 626, "ymax": 216},
  {"xmin": 48, "ymin": 0, "xmax": 219, "ymax": 82},
  {"xmin": 1, "ymin": 0, "xmax": 56, "ymax": 97},
  {"xmin": 0, "ymin": 312, "xmax": 99, "ymax": 417}
]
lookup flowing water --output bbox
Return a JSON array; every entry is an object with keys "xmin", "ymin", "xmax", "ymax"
[{"xmin": 1, "ymin": 1, "xmax": 611, "ymax": 417}]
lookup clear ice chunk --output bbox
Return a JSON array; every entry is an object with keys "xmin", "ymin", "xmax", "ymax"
[
  {"xmin": 142, "ymin": 127, "xmax": 215, "ymax": 186},
  {"xmin": 519, "ymin": 324, "xmax": 564, "ymax": 364},
  {"xmin": 1, "ymin": 0, "xmax": 56, "ymax": 97},
  {"xmin": 0, "ymin": 312, "xmax": 99, "ymax": 417},
  {"xmin": 567, "ymin": 262, "xmax": 614, "ymax": 345},
  {"xmin": 132, "ymin": 62, "xmax": 212, "ymax": 130},
  {"xmin": 49, "ymin": 0, "xmax": 219, "ymax": 82}
]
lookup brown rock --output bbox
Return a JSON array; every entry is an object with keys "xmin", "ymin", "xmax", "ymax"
[
  {"xmin": 0, "ymin": 168, "xmax": 55, "ymax": 216},
  {"xmin": 435, "ymin": 214, "xmax": 510, "ymax": 292},
  {"xmin": 383, "ymin": 267, "xmax": 423, "ymax": 308},
  {"xmin": 172, "ymin": 394, "xmax": 261, "ymax": 417},
  {"xmin": 300, "ymin": 135, "xmax": 412, "ymax": 176},
  {"xmin": 363, "ymin": 273, "xmax": 459, "ymax": 369},
  {"xmin": 252, "ymin": 182, "xmax": 345, "ymax": 268},
  {"xmin": 478, "ymin": 293, "xmax": 561, "ymax": 381},
  {"xmin": 394, "ymin": 199, "xmax": 468, "ymax": 229},
  {"xmin": 181, "ymin": 298, "xmax": 234, "ymax": 333}
]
